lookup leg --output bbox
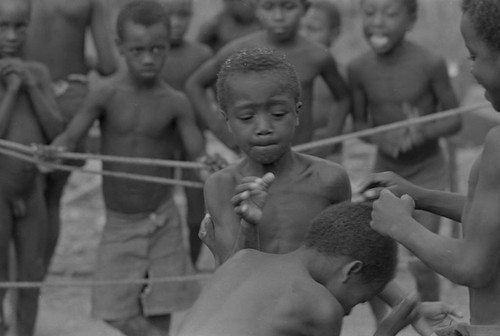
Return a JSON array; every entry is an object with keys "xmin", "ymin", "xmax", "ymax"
[
  {"xmin": 13, "ymin": 183, "xmax": 47, "ymax": 336},
  {"xmin": 408, "ymin": 210, "xmax": 441, "ymax": 302},
  {"xmin": 0, "ymin": 196, "xmax": 13, "ymax": 335},
  {"xmin": 43, "ymin": 171, "xmax": 71, "ymax": 271}
]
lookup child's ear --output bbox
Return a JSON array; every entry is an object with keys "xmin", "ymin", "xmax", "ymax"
[
  {"xmin": 115, "ymin": 37, "xmax": 125, "ymax": 55},
  {"xmin": 341, "ymin": 260, "xmax": 364, "ymax": 283},
  {"xmin": 220, "ymin": 109, "xmax": 231, "ymax": 132},
  {"xmin": 295, "ymin": 102, "xmax": 302, "ymax": 126}
]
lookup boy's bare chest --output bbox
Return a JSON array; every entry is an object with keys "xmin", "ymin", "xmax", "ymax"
[
  {"xmin": 104, "ymin": 94, "xmax": 176, "ymax": 136},
  {"xmin": 39, "ymin": 0, "xmax": 91, "ymax": 21}
]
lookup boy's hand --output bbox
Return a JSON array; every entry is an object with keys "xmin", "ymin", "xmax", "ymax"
[
  {"xmin": 357, "ymin": 171, "xmax": 421, "ymax": 202},
  {"xmin": 231, "ymin": 173, "xmax": 275, "ymax": 226},
  {"xmin": 371, "ymin": 128, "xmax": 407, "ymax": 158},
  {"xmin": 371, "ymin": 189, "xmax": 415, "ymax": 237},
  {"xmin": 31, "ymin": 143, "xmax": 65, "ymax": 173},
  {"xmin": 375, "ymin": 293, "xmax": 419, "ymax": 336},
  {"xmin": 198, "ymin": 154, "xmax": 228, "ymax": 181},
  {"xmin": 398, "ymin": 103, "xmax": 426, "ymax": 153},
  {"xmin": 420, "ymin": 301, "xmax": 463, "ymax": 330},
  {"xmin": 0, "ymin": 59, "xmax": 23, "ymax": 90}
]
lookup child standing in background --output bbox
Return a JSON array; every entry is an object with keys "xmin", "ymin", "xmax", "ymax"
[
  {"xmin": 300, "ymin": 0, "xmax": 346, "ymax": 162},
  {"xmin": 348, "ymin": 0, "xmax": 461, "ymax": 307}
]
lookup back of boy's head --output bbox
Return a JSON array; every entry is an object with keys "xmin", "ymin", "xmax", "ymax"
[
  {"xmin": 304, "ymin": 202, "xmax": 397, "ymax": 286},
  {"xmin": 310, "ymin": 0, "xmax": 341, "ymax": 31},
  {"xmin": 216, "ymin": 48, "xmax": 301, "ymax": 113},
  {"xmin": 462, "ymin": 0, "xmax": 500, "ymax": 53},
  {"xmin": 116, "ymin": 0, "xmax": 170, "ymax": 40}
]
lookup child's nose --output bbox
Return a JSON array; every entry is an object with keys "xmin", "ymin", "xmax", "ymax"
[
  {"xmin": 142, "ymin": 52, "xmax": 155, "ymax": 64},
  {"xmin": 5, "ymin": 27, "xmax": 18, "ymax": 41},
  {"xmin": 272, "ymin": 7, "xmax": 285, "ymax": 20},
  {"xmin": 255, "ymin": 115, "xmax": 272, "ymax": 135}
]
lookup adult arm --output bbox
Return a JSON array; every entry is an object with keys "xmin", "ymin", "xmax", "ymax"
[
  {"xmin": 373, "ymin": 130, "xmax": 500, "ymax": 287},
  {"xmin": 89, "ymin": 0, "xmax": 118, "ymax": 76},
  {"xmin": 26, "ymin": 63, "xmax": 64, "ymax": 141}
]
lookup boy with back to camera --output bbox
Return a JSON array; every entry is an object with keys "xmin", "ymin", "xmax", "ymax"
[
  {"xmin": 24, "ymin": 0, "xmax": 118, "ymax": 273},
  {"xmin": 161, "ymin": 0, "xmax": 214, "ymax": 266},
  {"xmin": 183, "ymin": 202, "xmax": 461, "ymax": 336},
  {"xmin": 348, "ymin": 0, "xmax": 462, "ymax": 305},
  {"xmin": 300, "ymin": 0, "xmax": 346, "ymax": 162},
  {"xmin": 0, "ymin": 0, "xmax": 64, "ymax": 335},
  {"xmin": 49, "ymin": 1, "xmax": 209, "ymax": 335},
  {"xmin": 197, "ymin": 0, "xmax": 261, "ymax": 53},
  {"xmin": 186, "ymin": 0, "xmax": 350, "ymax": 148},
  {"xmin": 361, "ymin": 0, "xmax": 500, "ymax": 334}
]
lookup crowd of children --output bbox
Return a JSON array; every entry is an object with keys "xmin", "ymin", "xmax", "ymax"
[{"xmin": 1, "ymin": 0, "xmax": 500, "ymax": 335}]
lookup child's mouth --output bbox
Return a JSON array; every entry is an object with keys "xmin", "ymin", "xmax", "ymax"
[{"xmin": 369, "ymin": 35, "xmax": 389, "ymax": 49}]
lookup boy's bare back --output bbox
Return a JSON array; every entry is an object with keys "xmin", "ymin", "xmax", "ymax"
[
  {"xmin": 178, "ymin": 249, "xmax": 342, "ymax": 336},
  {"xmin": 205, "ymin": 152, "xmax": 351, "ymax": 255}
]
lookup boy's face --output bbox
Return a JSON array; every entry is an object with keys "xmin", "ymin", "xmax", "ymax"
[
  {"xmin": 360, "ymin": 0, "xmax": 415, "ymax": 55},
  {"xmin": 0, "ymin": 0, "xmax": 30, "ymax": 58},
  {"xmin": 118, "ymin": 21, "xmax": 170, "ymax": 82},
  {"xmin": 461, "ymin": 13, "xmax": 500, "ymax": 111},
  {"xmin": 224, "ymin": 71, "xmax": 299, "ymax": 164},
  {"xmin": 336, "ymin": 276, "xmax": 383, "ymax": 316},
  {"xmin": 256, "ymin": 0, "xmax": 307, "ymax": 42},
  {"xmin": 300, "ymin": 7, "xmax": 338, "ymax": 48},
  {"xmin": 165, "ymin": 0, "xmax": 192, "ymax": 46}
]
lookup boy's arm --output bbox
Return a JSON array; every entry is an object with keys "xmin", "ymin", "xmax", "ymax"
[
  {"xmin": 359, "ymin": 172, "xmax": 466, "ymax": 222},
  {"xmin": 26, "ymin": 63, "xmax": 64, "ymax": 141},
  {"xmin": 0, "ymin": 70, "xmax": 22, "ymax": 138},
  {"xmin": 89, "ymin": 0, "xmax": 118, "ymax": 76},
  {"xmin": 52, "ymin": 86, "xmax": 106, "ymax": 151},
  {"xmin": 204, "ymin": 172, "xmax": 244, "ymax": 265},
  {"xmin": 174, "ymin": 94, "xmax": 205, "ymax": 160},
  {"xmin": 319, "ymin": 55, "xmax": 350, "ymax": 141},
  {"xmin": 372, "ymin": 131, "xmax": 500, "ymax": 286},
  {"xmin": 185, "ymin": 50, "xmax": 236, "ymax": 149},
  {"xmin": 347, "ymin": 62, "xmax": 369, "ymax": 132},
  {"xmin": 415, "ymin": 58, "xmax": 462, "ymax": 142}
]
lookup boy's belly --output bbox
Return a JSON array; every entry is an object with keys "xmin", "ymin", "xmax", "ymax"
[
  {"xmin": 0, "ymin": 155, "xmax": 38, "ymax": 196},
  {"xmin": 470, "ymin": 272, "xmax": 500, "ymax": 325}
]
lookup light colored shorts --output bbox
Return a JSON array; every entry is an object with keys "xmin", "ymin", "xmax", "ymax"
[
  {"xmin": 436, "ymin": 323, "xmax": 500, "ymax": 336},
  {"xmin": 91, "ymin": 197, "xmax": 200, "ymax": 320}
]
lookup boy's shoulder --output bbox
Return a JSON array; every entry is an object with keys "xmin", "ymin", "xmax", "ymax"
[
  {"xmin": 405, "ymin": 41, "xmax": 446, "ymax": 68},
  {"xmin": 483, "ymin": 125, "xmax": 500, "ymax": 163},
  {"xmin": 183, "ymin": 40, "xmax": 213, "ymax": 58},
  {"xmin": 297, "ymin": 152, "xmax": 349, "ymax": 182}
]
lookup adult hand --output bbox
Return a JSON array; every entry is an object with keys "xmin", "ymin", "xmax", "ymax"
[
  {"xmin": 357, "ymin": 171, "xmax": 422, "ymax": 202},
  {"xmin": 420, "ymin": 301, "xmax": 463, "ymax": 330}
]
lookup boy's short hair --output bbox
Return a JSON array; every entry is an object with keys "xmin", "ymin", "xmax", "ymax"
[
  {"xmin": 310, "ymin": 0, "xmax": 341, "ymax": 31},
  {"xmin": 116, "ymin": 0, "xmax": 170, "ymax": 40},
  {"xmin": 402, "ymin": 0, "xmax": 418, "ymax": 17},
  {"xmin": 304, "ymin": 202, "xmax": 397, "ymax": 286},
  {"xmin": 216, "ymin": 48, "xmax": 301, "ymax": 112},
  {"xmin": 462, "ymin": 0, "xmax": 500, "ymax": 53}
]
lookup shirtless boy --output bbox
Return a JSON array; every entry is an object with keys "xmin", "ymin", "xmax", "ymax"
[
  {"xmin": 181, "ymin": 202, "xmax": 460, "ymax": 336},
  {"xmin": 50, "ymin": 1, "xmax": 206, "ymax": 335},
  {"xmin": 0, "ymin": 0, "xmax": 63, "ymax": 335},
  {"xmin": 160, "ymin": 0, "xmax": 213, "ymax": 265},
  {"xmin": 186, "ymin": 0, "xmax": 350, "ymax": 148},
  {"xmin": 201, "ymin": 48, "xmax": 351, "ymax": 265},
  {"xmin": 197, "ymin": 0, "xmax": 261, "ymax": 52},
  {"xmin": 300, "ymin": 0, "xmax": 346, "ymax": 162},
  {"xmin": 360, "ymin": 1, "xmax": 500, "ymax": 334},
  {"xmin": 348, "ymin": 0, "xmax": 462, "ymax": 303},
  {"xmin": 24, "ymin": 0, "xmax": 117, "ymax": 272}
]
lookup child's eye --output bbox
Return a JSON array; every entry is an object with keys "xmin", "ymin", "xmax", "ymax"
[
  {"xmin": 272, "ymin": 111, "xmax": 287, "ymax": 118},
  {"xmin": 283, "ymin": 2, "xmax": 297, "ymax": 10},
  {"xmin": 151, "ymin": 46, "xmax": 165, "ymax": 54},
  {"xmin": 467, "ymin": 54, "xmax": 476, "ymax": 61},
  {"xmin": 238, "ymin": 115, "xmax": 253, "ymax": 121}
]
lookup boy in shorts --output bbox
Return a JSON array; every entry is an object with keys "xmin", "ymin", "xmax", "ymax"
[
  {"xmin": 197, "ymin": 0, "xmax": 261, "ymax": 52},
  {"xmin": 0, "ymin": 0, "xmax": 63, "ymax": 334},
  {"xmin": 361, "ymin": 1, "xmax": 500, "ymax": 334},
  {"xmin": 186, "ymin": 0, "xmax": 350, "ymax": 148},
  {"xmin": 161, "ymin": 0, "xmax": 213, "ymax": 265},
  {"xmin": 348, "ymin": 0, "xmax": 462, "ymax": 303},
  {"xmin": 49, "ymin": 1, "xmax": 208, "ymax": 335},
  {"xmin": 25, "ymin": 0, "xmax": 118, "ymax": 272},
  {"xmin": 300, "ymin": 0, "xmax": 346, "ymax": 162}
]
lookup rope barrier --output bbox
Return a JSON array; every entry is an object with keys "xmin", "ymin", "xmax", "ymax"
[
  {"xmin": 0, "ymin": 147, "xmax": 204, "ymax": 189},
  {"xmin": 293, "ymin": 102, "xmax": 491, "ymax": 152},
  {"xmin": 0, "ymin": 273, "xmax": 213, "ymax": 289}
]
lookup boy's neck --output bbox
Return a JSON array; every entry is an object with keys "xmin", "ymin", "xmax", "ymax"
[
  {"xmin": 170, "ymin": 39, "xmax": 186, "ymax": 49},
  {"xmin": 243, "ymin": 148, "xmax": 296, "ymax": 177},
  {"xmin": 265, "ymin": 31, "xmax": 299, "ymax": 48},
  {"xmin": 126, "ymin": 72, "xmax": 162, "ymax": 90}
]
